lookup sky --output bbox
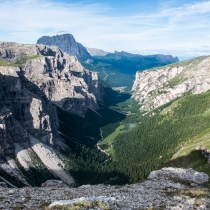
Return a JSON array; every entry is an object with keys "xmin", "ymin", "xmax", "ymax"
[{"xmin": 1, "ymin": 0, "xmax": 210, "ymax": 59}]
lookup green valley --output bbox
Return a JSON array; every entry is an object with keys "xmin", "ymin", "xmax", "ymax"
[{"xmin": 64, "ymin": 56, "xmax": 210, "ymax": 185}]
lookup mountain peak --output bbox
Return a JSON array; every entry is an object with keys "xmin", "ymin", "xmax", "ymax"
[
  {"xmin": 86, "ymin": 47, "xmax": 110, "ymax": 56},
  {"xmin": 37, "ymin": 34, "xmax": 91, "ymax": 60}
]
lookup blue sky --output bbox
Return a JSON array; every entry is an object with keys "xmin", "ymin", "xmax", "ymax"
[{"xmin": 1, "ymin": 0, "xmax": 210, "ymax": 59}]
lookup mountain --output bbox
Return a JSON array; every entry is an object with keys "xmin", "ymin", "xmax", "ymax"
[
  {"xmin": 0, "ymin": 42, "xmax": 104, "ymax": 186},
  {"xmin": 132, "ymin": 55, "xmax": 210, "ymax": 112},
  {"xmin": 37, "ymin": 34, "xmax": 92, "ymax": 61},
  {"xmin": 36, "ymin": 33, "xmax": 179, "ymax": 87},
  {"xmin": 82, "ymin": 50, "xmax": 179, "ymax": 87},
  {"xmin": 86, "ymin": 47, "xmax": 110, "ymax": 56}
]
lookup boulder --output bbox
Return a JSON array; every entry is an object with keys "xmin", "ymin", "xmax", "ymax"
[
  {"xmin": 41, "ymin": 180, "xmax": 69, "ymax": 188},
  {"xmin": 148, "ymin": 167, "xmax": 209, "ymax": 185}
]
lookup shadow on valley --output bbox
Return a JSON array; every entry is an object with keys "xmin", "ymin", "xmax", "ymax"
[
  {"xmin": 57, "ymin": 81, "xmax": 130, "ymax": 147},
  {"xmin": 57, "ymin": 102, "xmax": 127, "ymax": 148},
  {"xmin": 0, "ymin": 165, "xmax": 57, "ymax": 188},
  {"xmin": 102, "ymin": 82, "xmax": 131, "ymax": 107},
  {"xmin": 70, "ymin": 167, "xmax": 129, "ymax": 186},
  {"xmin": 158, "ymin": 150, "xmax": 210, "ymax": 176}
]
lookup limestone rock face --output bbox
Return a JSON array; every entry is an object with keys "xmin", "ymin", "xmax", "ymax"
[
  {"xmin": 37, "ymin": 34, "xmax": 92, "ymax": 61},
  {"xmin": 0, "ymin": 42, "xmax": 37, "ymax": 61},
  {"xmin": 0, "ymin": 42, "xmax": 103, "ymax": 116},
  {"xmin": 132, "ymin": 56, "xmax": 210, "ymax": 112},
  {"xmin": 0, "ymin": 42, "xmax": 104, "ymax": 186}
]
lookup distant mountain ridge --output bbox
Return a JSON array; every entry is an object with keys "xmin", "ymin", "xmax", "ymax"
[
  {"xmin": 37, "ymin": 34, "xmax": 91, "ymax": 60},
  {"xmin": 86, "ymin": 47, "xmax": 110, "ymax": 56},
  {"xmin": 37, "ymin": 33, "xmax": 179, "ymax": 87},
  {"xmin": 112, "ymin": 51, "xmax": 179, "ymax": 63},
  {"xmin": 82, "ymin": 50, "xmax": 179, "ymax": 87}
]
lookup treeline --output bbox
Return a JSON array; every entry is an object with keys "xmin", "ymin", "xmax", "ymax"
[{"xmin": 68, "ymin": 144, "xmax": 129, "ymax": 185}]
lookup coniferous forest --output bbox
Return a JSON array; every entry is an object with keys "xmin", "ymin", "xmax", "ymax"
[{"xmin": 57, "ymin": 84, "xmax": 210, "ymax": 185}]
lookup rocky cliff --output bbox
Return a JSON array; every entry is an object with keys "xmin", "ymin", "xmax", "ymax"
[
  {"xmin": 0, "ymin": 42, "xmax": 104, "ymax": 187},
  {"xmin": 132, "ymin": 56, "xmax": 210, "ymax": 112},
  {"xmin": 0, "ymin": 42, "xmax": 103, "ymax": 116},
  {"xmin": 37, "ymin": 34, "xmax": 92, "ymax": 61}
]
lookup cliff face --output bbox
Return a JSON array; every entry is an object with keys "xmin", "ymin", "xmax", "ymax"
[
  {"xmin": 0, "ymin": 42, "xmax": 104, "ymax": 186},
  {"xmin": 37, "ymin": 34, "xmax": 92, "ymax": 61},
  {"xmin": 0, "ymin": 42, "xmax": 103, "ymax": 116},
  {"xmin": 132, "ymin": 56, "xmax": 210, "ymax": 112}
]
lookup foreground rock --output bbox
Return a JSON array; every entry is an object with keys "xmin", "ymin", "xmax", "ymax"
[
  {"xmin": 148, "ymin": 167, "xmax": 209, "ymax": 185},
  {"xmin": 41, "ymin": 180, "xmax": 69, "ymax": 188},
  {"xmin": 0, "ymin": 168, "xmax": 210, "ymax": 209}
]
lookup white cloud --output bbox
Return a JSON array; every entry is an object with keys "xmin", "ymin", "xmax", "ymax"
[{"xmin": 0, "ymin": 0, "xmax": 210, "ymax": 57}]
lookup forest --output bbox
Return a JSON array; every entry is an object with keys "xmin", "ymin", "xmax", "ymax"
[{"xmin": 61, "ymin": 88, "xmax": 210, "ymax": 185}]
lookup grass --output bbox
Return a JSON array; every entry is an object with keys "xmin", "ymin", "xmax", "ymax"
[
  {"xmin": 46, "ymin": 201, "xmax": 110, "ymax": 210},
  {"xmin": 167, "ymin": 188, "xmax": 209, "ymax": 199},
  {"xmin": 161, "ymin": 127, "xmax": 210, "ymax": 177},
  {"xmin": 15, "ymin": 55, "xmax": 42, "ymax": 67},
  {"xmin": 0, "ymin": 60, "xmax": 18, "ymax": 67},
  {"xmin": 100, "ymin": 123, "xmax": 125, "ymax": 157},
  {"xmin": 165, "ymin": 55, "xmax": 209, "ymax": 70},
  {"xmin": 165, "ymin": 75, "xmax": 188, "ymax": 88}
]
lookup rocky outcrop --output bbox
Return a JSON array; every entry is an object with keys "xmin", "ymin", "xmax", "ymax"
[
  {"xmin": 132, "ymin": 56, "xmax": 210, "ymax": 112},
  {"xmin": 86, "ymin": 47, "xmax": 110, "ymax": 56},
  {"xmin": 0, "ymin": 168, "xmax": 209, "ymax": 209},
  {"xmin": 0, "ymin": 42, "xmax": 104, "ymax": 186},
  {"xmin": 41, "ymin": 180, "xmax": 69, "ymax": 188},
  {"xmin": 0, "ymin": 42, "xmax": 37, "ymax": 62},
  {"xmin": 0, "ymin": 42, "xmax": 103, "ymax": 116},
  {"xmin": 148, "ymin": 167, "xmax": 209, "ymax": 185},
  {"xmin": 37, "ymin": 34, "xmax": 92, "ymax": 60}
]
